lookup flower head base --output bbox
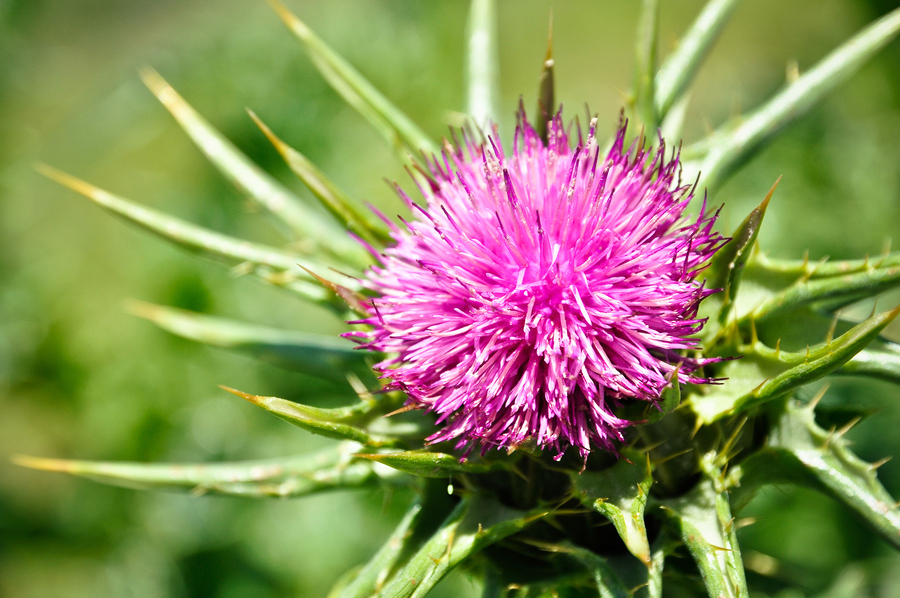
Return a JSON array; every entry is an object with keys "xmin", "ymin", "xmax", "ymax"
[{"xmin": 351, "ymin": 112, "xmax": 725, "ymax": 459}]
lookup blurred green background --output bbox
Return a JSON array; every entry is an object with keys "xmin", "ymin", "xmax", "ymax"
[{"xmin": 1, "ymin": 0, "xmax": 899, "ymax": 596}]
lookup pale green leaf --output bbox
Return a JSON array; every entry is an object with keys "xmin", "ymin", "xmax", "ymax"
[
  {"xmin": 13, "ymin": 444, "xmax": 379, "ymax": 498},
  {"xmin": 222, "ymin": 386, "xmax": 397, "ymax": 447},
  {"xmin": 631, "ymin": 0, "xmax": 660, "ymax": 132},
  {"xmin": 465, "ymin": 0, "xmax": 500, "ymax": 129},
  {"xmin": 690, "ymin": 306, "xmax": 900, "ymax": 424},
  {"xmin": 336, "ymin": 502, "xmax": 423, "ymax": 598},
  {"xmin": 746, "ymin": 263, "xmax": 900, "ymax": 323},
  {"xmin": 354, "ymin": 450, "xmax": 493, "ymax": 478},
  {"xmin": 128, "ymin": 301, "xmax": 372, "ymax": 381},
  {"xmin": 728, "ymin": 399, "xmax": 900, "ymax": 550},
  {"xmin": 378, "ymin": 496, "xmax": 547, "ymax": 598},
  {"xmin": 837, "ymin": 339, "xmax": 900, "ymax": 385},
  {"xmin": 657, "ymin": 470, "xmax": 748, "ymax": 598},
  {"xmin": 140, "ymin": 68, "xmax": 366, "ymax": 265},
  {"xmin": 37, "ymin": 164, "xmax": 352, "ymax": 306},
  {"xmin": 248, "ymin": 110, "xmax": 390, "ymax": 247},
  {"xmin": 654, "ymin": 0, "xmax": 743, "ymax": 118},
  {"xmin": 269, "ymin": 0, "xmax": 438, "ymax": 158},
  {"xmin": 749, "ymin": 251, "xmax": 900, "ymax": 279},
  {"xmin": 688, "ymin": 7, "xmax": 900, "ymax": 192}
]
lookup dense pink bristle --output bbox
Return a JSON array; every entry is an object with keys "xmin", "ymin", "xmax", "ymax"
[{"xmin": 349, "ymin": 113, "xmax": 726, "ymax": 459}]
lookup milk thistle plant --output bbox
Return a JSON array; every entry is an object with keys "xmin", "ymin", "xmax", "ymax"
[{"xmin": 18, "ymin": 0, "xmax": 900, "ymax": 596}]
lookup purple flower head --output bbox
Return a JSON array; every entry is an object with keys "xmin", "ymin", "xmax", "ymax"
[{"xmin": 349, "ymin": 112, "xmax": 725, "ymax": 459}]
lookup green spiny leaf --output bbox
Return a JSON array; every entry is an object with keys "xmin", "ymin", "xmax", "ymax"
[
  {"xmin": 248, "ymin": 110, "xmax": 390, "ymax": 247},
  {"xmin": 572, "ymin": 452, "xmax": 653, "ymax": 565},
  {"xmin": 745, "ymin": 263, "xmax": 900, "ymax": 323},
  {"xmin": 686, "ymin": 7, "xmax": 900, "ymax": 192},
  {"xmin": 704, "ymin": 178, "xmax": 778, "ymax": 328},
  {"xmin": 336, "ymin": 502, "xmax": 423, "ymax": 598},
  {"xmin": 128, "ymin": 301, "xmax": 373, "ymax": 382},
  {"xmin": 378, "ymin": 496, "xmax": 547, "ymax": 598},
  {"xmin": 657, "ymin": 467, "xmax": 748, "ymax": 598},
  {"xmin": 13, "ymin": 444, "xmax": 381, "ymax": 498},
  {"xmin": 37, "ymin": 164, "xmax": 350, "ymax": 307},
  {"xmin": 654, "ymin": 0, "xmax": 743, "ymax": 119},
  {"xmin": 354, "ymin": 449, "xmax": 493, "ymax": 478},
  {"xmin": 837, "ymin": 339, "xmax": 900, "ymax": 385},
  {"xmin": 140, "ymin": 68, "xmax": 366, "ymax": 265},
  {"xmin": 268, "ymin": 0, "xmax": 439, "ymax": 159},
  {"xmin": 749, "ymin": 250, "xmax": 900, "ymax": 279},
  {"xmin": 465, "ymin": 0, "xmax": 500, "ymax": 130},
  {"xmin": 631, "ymin": 0, "xmax": 660, "ymax": 132},
  {"xmin": 222, "ymin": 386, "xmax": 396, "ymax": 446},
  {"xmin": 728, "ymin": 398, "xmax": 900, "ymax": 550},
  {"xmin": 691, "ymin": 306, "xmax": 900, "ymax": 424}
]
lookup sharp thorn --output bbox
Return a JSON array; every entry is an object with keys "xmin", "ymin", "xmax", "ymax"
[
  {"xmin": 807, "ymin": 383, "xmax": 830, "ymax": 411},
  {"xmin": 870, "ymin": 456, "xmax": 892, "ymax": 470},
  {"xmin": 835, "ymin": 416, "xmax": 862, "ymax": 438}
]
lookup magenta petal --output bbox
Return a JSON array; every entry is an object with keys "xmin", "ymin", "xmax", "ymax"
[{"xmin": 353, "ymin": 113, "xmax": 725, "ymax": 459}]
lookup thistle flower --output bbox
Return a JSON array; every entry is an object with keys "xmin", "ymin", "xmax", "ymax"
[{"xmin": 351, "ymin": 114, "xmax": 724, "ymax": 458}]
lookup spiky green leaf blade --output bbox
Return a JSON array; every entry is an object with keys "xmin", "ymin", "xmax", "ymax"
[
  {"xmin": 13, "ymin": 445, "xmax": 380, "ymax": 498},
  {"xmin": 688, "ymin": 7, "xmax": 900, "ymax": 192},
  {"xmin": 354, "ymin": 450, "xmax": 492, "ymax": 478},
  {"xmin": 654, "ymin": 0, "xmax": 743, "ymax": 118},
  {"xmin": 658, "ymin": 474, "xmax": 748, "ymax": 598},
  {"xmin": 573, "ymin": 453, "xmax": 653, "ymax": 565},
  {"xmin": 268, "ymin": 0, "xmax": 438, "ymax": 158},
  {"xmin": 139, "ymin": 69, "xmax": 366, "ymax": 265},
  {"xmin": 746, "ymin": 264, "xmax": 900, "ymax": 323},
  {"xmin": 378, "ymin": 496, "xmax": 547, "ymax": 598},
  {"xmin": 465, "ymin": 0, "xmax": 500, "ymax": 129},
  {"xmin": 631, "ymin": 0, "xmax": 660, "ymax": 132},
  {"xmin": 728, "ymin": 399, "xmax": 900, "ymax": 549},
  {"xmin": 222, "ymin": 387, "xmax": 395, "ymax": 446},
  {"xmin": 704, "ymin": 179, "xmax": 777, "ymax": 327},
  {"xmin": 128, "ymin": 301, "xmax": 373, "ymax": 381},
  {"xmin": 749, "ymin": 251, "xmax": 900, "ymax": 279},
  {"xmin": 691, "ymin": 306, "xmax": 900, "ymax": 424},
  {"xmin": 336, "ymin": 503, "xmax": 423, "ymax": 598},
  {"xmin": 837, "ymin": 339, "xmax": 900, "ymax": 384},
  {"xmin": 248, "ymin": 110, "xmax": 390, "ymax": 246},
  {"xmin": 36, "ymin": 164, "xmax": 352, "ymax": 305}
]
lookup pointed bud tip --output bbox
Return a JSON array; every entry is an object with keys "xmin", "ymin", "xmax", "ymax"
[
  {"xmin": 138, "ymin": 66, "xmax": 169, "ymax": 97},
  {"xmin": 758, "ymin": 175, "xmax": 782, "ymax": 213},
  {"xmin": 11, "ymin": 454, "xmax": 74, "ymax": 473},
  {"xmin": 123, "ymin": 298, "xmax": 161, "ymax": 321},
  {"xmin": 267, "ymin": 0, "xmax": 309, "ymax": 38},
  {"xmin": 219, "ymin": 385, "xmax": 263, "ymax": 405},
  {"xmin": 247, "ymin": 109, "xmax": 289, "ymax": 154},
  {"xmin": 34, "ymin": 164, "xmax": 99, "ymax": 200}
]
